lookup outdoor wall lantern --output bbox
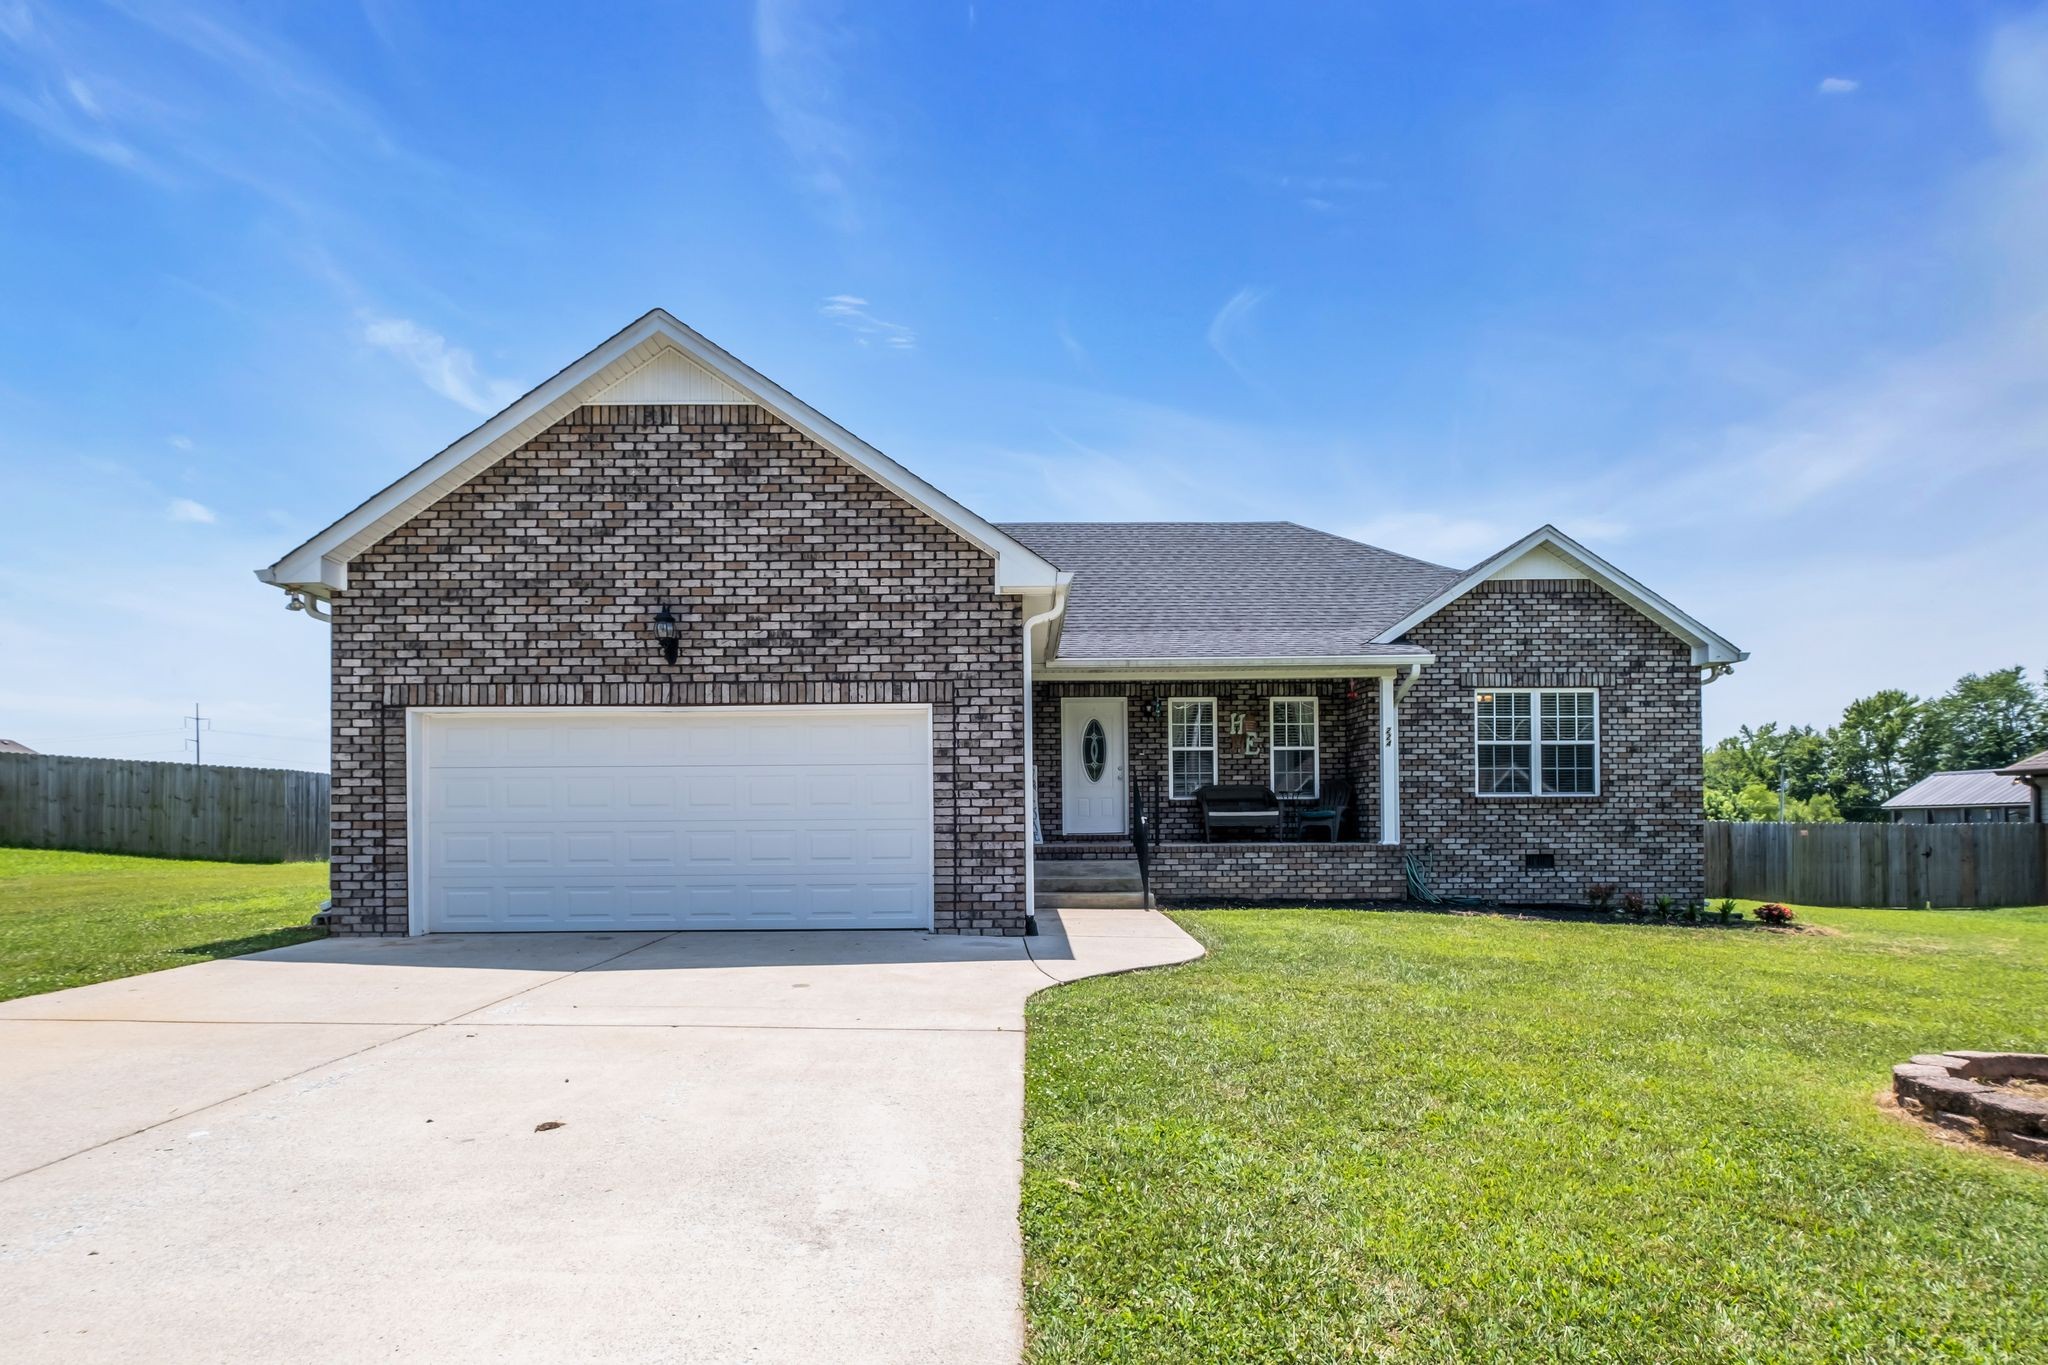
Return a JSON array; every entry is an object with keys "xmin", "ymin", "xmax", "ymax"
[{"xmin": 653, "ymin": 605, "xmax": 681, "ymax": 665}]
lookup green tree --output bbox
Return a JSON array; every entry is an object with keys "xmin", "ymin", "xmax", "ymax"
[
  {"xmin": 1925, "ymin": 667, "xmax": 2048, "ymax": 770},
  {"xmin": 1825, "ymin": 689, "xmax": 1922, "ymax": 819},
  {"xmin": 1704, "ymin": 723, "xmax": 1828, "ymax": 820}
]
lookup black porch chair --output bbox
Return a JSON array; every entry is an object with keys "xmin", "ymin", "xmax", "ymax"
[{"xmin": 1295, "ymin": 781, "xmax": 1353, "ymax": 842}]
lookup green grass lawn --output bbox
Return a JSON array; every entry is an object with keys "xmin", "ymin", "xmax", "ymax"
[
  {"xmin": 1023, "ymin": 903, "xmax": 2048, "ymax": 1362},
  {"xmin": 0, "ymin": 847, "xmax": 329, "ymax": 1002}
]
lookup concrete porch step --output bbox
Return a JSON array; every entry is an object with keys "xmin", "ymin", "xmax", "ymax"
[
  {"xmin": 1035, "ymin": 859, "xmax": 1142, "ymax": 894},
  {"xmin": 1036, "ymin": 891, "xmax": 1150, "ymax": 910}
]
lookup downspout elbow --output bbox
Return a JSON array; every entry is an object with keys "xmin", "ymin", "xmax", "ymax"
[{"xmin": 287, "ymin": 590, "xmax": 333, "ymax": 624}]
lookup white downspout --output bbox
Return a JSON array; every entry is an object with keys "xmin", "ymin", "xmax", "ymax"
[{"xmin": 1020, "ymin": 578, "xmax": 1072, "ymax": 926}]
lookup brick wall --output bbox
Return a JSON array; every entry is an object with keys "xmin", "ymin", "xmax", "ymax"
[
  {"xmin": 1032, "ymin": 679, "xmax": 1376, "ymax": 843},
  {"xmin": 1399, "ymin": 579, "xmax": 1704, "ymax": 903},
  {"xmin": 329, "ymin": 403, "xmax": 1026, "ymax": 935},
  {"xmin": 1149, "ymin": 841, "xmax": 1405, "ymax": 903}
]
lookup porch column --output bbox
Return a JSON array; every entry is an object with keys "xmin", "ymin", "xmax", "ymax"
[{"xmin": 1378, "ymin": 672, "xmax": 1400, "ymax": 844}]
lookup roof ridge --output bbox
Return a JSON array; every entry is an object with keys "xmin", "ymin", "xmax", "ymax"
[{"xmin": 1277, "ymin": 521, "xmax": 1461, "ymax": 574}]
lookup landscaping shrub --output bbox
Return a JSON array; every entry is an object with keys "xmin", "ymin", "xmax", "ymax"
[
  {"xmin": 1586, "ymin": 883, "xmax": 1617, "ymax": 912},
  {"xmin": 1621, "ymin": 891, "xmax": 1646, "ymax": 920},
  {"xmin": 1754, "ymin": 902, "xmax": 1796, "ymax": 926},
  {"xmin": 1715, "ymin": 898, "xmax": 1741, "ymax": 924},
  {"xmin": 1654, "ymin": 894, "xmax": 1675, "ymax": 923}
]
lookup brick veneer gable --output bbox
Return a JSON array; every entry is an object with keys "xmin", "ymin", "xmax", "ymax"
[
  {"xmin": 328, "ymin": 403, "xmax": 1025, "ymax": 935},
  {"xmin": 1398, "ymin": 578, "xmax": 1704, "ymax": 902}
]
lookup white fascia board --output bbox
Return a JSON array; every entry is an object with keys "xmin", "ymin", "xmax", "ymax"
[
  {"xmin": 1372, "ymin": 524, "xmax": 1748, "ymax": 666},
  {"xmin": 1039, "ymin": 653, "xmax": 1432, "ymax": 681},
  {"xmin": 258, "ymin": 310, "xmax": 1062, "ymax": 595}
]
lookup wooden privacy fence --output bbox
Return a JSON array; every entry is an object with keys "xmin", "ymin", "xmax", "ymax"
[
  {"xmin": 1706, "ymin": 821, "xmax": 2048, "ymax": 909},
  {"xmin": 0, "ymin": 753, "xmax": 328, "ymax": 863}
]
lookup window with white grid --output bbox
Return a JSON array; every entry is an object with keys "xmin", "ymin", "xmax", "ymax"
[
  {"xmin": 1269, "ymin": 697, "xmax": 1319, "ymax": 799},
  {"xmin": 1167, "ymin": 698, "xmax": 1217, "ymax": 799},
  {"xmin": 1473, "ymin": 689, "xmax": 1599, "ymax": 796}
]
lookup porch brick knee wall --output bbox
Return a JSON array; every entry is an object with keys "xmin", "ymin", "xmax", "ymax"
[
  {"xmin": 328, "ymin": 403, "xmax": 1026, "ymax": 936},
  {"xmin": 1400, "ymin": 580, "xmax": 1705, "ymax": 903},
  {"xmin": 1150, "ymin": 842, "xmax": 1405, "ymax": 903}
]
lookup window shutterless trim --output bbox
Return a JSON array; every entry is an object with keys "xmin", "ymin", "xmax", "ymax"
[
  {"xmin": 1166, "ymin": 697, "xmax": 1218, "ymax": 801},
  {"xmin": 1268, "ymin": 695, "xmax": 1320, "ymax": 801},
  {"xmin": 1472, "ymin": 687, "xmax": 1600, "ymax": 797}
]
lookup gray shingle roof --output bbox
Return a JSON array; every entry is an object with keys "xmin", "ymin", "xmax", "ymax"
[
  {"xmin": 998, "ymin": 522, "xmax": 1461, "ymax": 662},
  {"xmin": 1881, "ymin": 770, "xmax": 2031, "ymax": 810}
]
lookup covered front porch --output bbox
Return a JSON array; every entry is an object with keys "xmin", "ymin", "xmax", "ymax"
[{"xmin": 1027, "ymin": 670, "xmax": 1419, "ymax": 906}]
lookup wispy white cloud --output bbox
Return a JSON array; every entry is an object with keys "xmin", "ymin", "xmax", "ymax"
[
  {"xmin": 167, "ymin": 434, "xmax": 193, "ymax": 451},
  {"xmin": 1817, "ymin": 75, "xmax": 1860, "ymax": 95},
  {"xmin": 1055, "ymin": 317, "xmax": 1090, "ymax": 370},
  {"xmin": 359, "ymin": 314, "xmax": 521, "ymax": 413},
  {"xmin": 166, "ymin": 497, "xmax": 215, "ymax": 523},
  {"xmin": 0, "ymin": 6, "xmax": 154, "ymax": 174},
  {"xmin": 755, "ymin": 0, "xmax": 862, "ymax": 227},
  {"xmin": 1206, "ymin": 286, "xmax": 1269, "ymax": 386},
  {"xmin": 820, "ymin": 295, "xmax": 916, "ymax": 350}
]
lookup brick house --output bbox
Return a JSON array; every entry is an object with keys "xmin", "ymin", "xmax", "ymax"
[{"xmin": 260, "ymin": 311, "xmax": 1745, "ymax": 937}]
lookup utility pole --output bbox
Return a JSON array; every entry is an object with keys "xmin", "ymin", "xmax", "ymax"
[{"xmin": 185, "ymin": 704, "xmax": 210, "ymax": 768}]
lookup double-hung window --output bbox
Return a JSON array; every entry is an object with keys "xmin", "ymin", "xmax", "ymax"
[
  {"xmin": 1269, "ymin": 697, "xmax": 1319, "ymax": 799},
  {"xmin": 1474, "ymin": 689, "xmax": 1599, "ymax": 795},
  {"xmin": 1167, "ymin": 698, "xmax": 1217, "ymax": 799}
]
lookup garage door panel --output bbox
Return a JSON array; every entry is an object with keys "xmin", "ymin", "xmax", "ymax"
[{"xmin": 419, "ymin": 708, "xmax": 932, "ymax": 932}]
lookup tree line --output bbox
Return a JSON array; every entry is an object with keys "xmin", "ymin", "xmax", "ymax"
[{"xmin": 1704, "ymin": 666, "xmax": 2048, "ymax": 822}]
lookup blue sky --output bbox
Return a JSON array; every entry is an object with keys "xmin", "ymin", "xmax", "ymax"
[{"xmin": 3, "ymin": 1, "xmax": 2045, "ymax": 770}]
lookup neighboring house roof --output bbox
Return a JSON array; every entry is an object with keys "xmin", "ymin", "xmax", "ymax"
[
  {"xmin": 259, "ymin": 310, "xmax": 1063, "ymax": 598},
  {"xmin": 1000, "ymin": 522, "xmax": 1459, "ymax": 666},
  {"xmin": 1882, "ymin": 770, "xmax": 2032, "ymax": 810},
  {"xmin": 2000, "ymin": 749, "xmax": 2048, "ymax": 778},
  {"xmin": 0, "ymin": 738, "xmax": 34, "ymax": 754},
  {"xmin": 1371, "ymin": 525, "xmax": 1748, "ymax": 667}
]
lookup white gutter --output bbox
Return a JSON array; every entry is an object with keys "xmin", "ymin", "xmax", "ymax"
[
  {"xmin": 1395, "ymin": 661, "xmax": 1424, "ymax": 703},
  {"xmin": 1019, "ymin": 576, "xmax": 1073, "ymax": 925}
]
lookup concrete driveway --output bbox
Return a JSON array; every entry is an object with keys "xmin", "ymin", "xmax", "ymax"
[{"xmin": 0, "ymin": 909, "xmax": 1201, "ymax": 1364}]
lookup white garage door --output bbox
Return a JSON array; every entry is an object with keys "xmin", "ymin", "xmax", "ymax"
[{"xmin": 414, "ymin": 707, "xmax": 933, "ymax": 932}]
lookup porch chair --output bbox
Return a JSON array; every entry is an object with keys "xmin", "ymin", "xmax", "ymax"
[{"xmin": 1295, "ymin": 781, "xmax": 1352, "ymax": 842}]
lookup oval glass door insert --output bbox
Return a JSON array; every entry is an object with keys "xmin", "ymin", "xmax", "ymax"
[{"xmin": 1082, "ymin": 718, "xmax": 1107, "ymax": 782}]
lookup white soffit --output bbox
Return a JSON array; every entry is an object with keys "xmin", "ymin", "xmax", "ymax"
[
  {"xmin": 257, "ymin": 310, "xmax": 1062, "ymax": 595},
  {"xmin": 1372, "ymin": 525, "xmax": 1748, "ymax": 667}
]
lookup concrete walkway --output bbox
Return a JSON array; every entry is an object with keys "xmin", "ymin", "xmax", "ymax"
[{"xmin": 0, "ymin": 909, "xmax": 1202, "ymax": 1365}]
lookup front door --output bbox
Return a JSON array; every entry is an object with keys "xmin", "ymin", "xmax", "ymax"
[{"xmin": 1060, "ymin": 698, "xmax": 1126, "ymax": 835}]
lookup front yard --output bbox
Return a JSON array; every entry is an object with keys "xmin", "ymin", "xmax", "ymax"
[
  {"xmin": 0, "ymin": 847, "xmax": 328, "ymax": 1002},
  {"xmin": 1024, "ymin": 903, "xmax": 2048, "ymax": 1362}
]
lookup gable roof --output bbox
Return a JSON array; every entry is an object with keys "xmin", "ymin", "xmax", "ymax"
[
  {"xmin": 2000, "ymin": 749, "xmax": 2048, "ymax": 778},
  {"xmin": 1370, "ymin": 525, "xmax": 1747, "ymax": 666},
  {"xmin": 258, "ymin": 310, "xmax": 1062, "ymax": 596},
  {"xmin": 1882, "ymin": 770, "xmax": 2031, "ymax": 810},
  {"xmin": 999, "ymin": 522, "xmax": 1457, "ymax": 666}
]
